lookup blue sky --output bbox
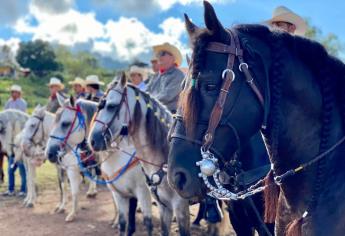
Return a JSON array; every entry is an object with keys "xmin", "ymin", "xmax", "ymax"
[{"xmin": 0, "ymin": 0, "xmax": 344, "ymax": 67}]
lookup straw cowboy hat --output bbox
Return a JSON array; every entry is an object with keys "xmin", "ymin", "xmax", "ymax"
[
  {"xmin": 265, "ymin": 6, "xmax": 307, "ymax": 36},
  {"xmin": 85, "ymin": 75, "xmax": 104, "ymax": 86},
  {"xmin": 68, "ymin": 77, "xmax": 85, "ymax": 87},
  {"xmin": 129, "ymin": 65, "xmax": 149, "ymax": 81},
  {"xmin": 153, "ymin": 42, "xmax": 183, "ymax": 66},
  {"xmin": 9, "ymin": 84, "xmax": 22, "ymax": 93},
  {"xmin": 47, "ymin": 77, "xmax": 65, "ymax": 89}
]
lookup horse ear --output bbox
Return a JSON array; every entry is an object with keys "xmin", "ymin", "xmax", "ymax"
[
  {"xmin": 120, "ymin": 71, "xmax": 127, "ymax": 87},
  {"xmin": 69, "ymin": 95, "xmax": 75, "ymax": 107},
  {"xmin": 184, "ymin": 13, "xmax": 199, "ymax": 37},
  {"xmin": 56, "ymin": 92, "xmax": 66, "ymax": 107},
  {"xmin": 203, "ymin": 1, "xmax": 225, "ymax": 35}
]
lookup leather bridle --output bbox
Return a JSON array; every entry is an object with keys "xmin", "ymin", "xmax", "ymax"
[
  {"xmin": 169, "ymin": 29, "xmax": 267, "ymax": 160},
  {"xmin": 28, "ymin": 115, "xmax": 45, "ymax": 146},
  {"xmin": 92, "ymin": 87, "xmax": 132, "ymax": 143}
]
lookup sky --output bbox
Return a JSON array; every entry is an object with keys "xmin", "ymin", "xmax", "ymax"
[{"xmin": 0, "ymin": 0, "xmax": 344, "ymax": 68}]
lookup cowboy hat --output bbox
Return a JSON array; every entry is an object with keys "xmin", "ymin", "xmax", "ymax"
[
  {"xmin": 265, "ymin": 6, "xmax": 307, "ymax": 36},
  {"xmin": 129, "ymin": 65, "xmax": 149, "ymax": 81},
  {"xmin": 153, "ymin": 42, "xmax": 183, "ymax": 66},
  {"xmin": 68, "ymin": 77, "xmax": 85, "ymax": 87},
  {"xmin": 9, "ymin": 84, "xmax": 22, "ymax": 93},
  {"xmin": 85, "ymin": 75, "xmax": 104, "ymax": 86},
  {"xmin": 47, "ymin": 77, "xmax": 65, "ymax": 89}
]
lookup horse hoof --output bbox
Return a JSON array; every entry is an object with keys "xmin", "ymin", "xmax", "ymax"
[
  {"xmin": 65, "ymin": 213, "xmax": 76, "ymax": 222},
  {"xmin": 111, "ymin": 223, "xmax": 118, "ymax": 229},
  {"xmin": 26, "ymin": 203, "xmax": 34, "ymax": 208}
]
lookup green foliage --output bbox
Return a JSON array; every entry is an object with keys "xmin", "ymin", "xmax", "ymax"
[
  {"xmin": 305, "ymin": 19, "xmax": 344, "ymax": 58},
  {"xmin": 16, "ymin": 40, "xmax": 61, "ymax": 77}
]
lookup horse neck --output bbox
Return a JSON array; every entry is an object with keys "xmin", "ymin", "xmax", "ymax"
[
  {"xmin": 130, "ymin": 95, "xmax": 168, "ymax": 175},
  {"xmin": 42, "ymin": 112, "xmax": 55, "ymax": 142},
  {"xmin": 266, "ymin": 53, "xmax": 345, "ymax": 208}
]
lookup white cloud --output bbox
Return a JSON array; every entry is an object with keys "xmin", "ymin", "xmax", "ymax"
[
  {"xmin": 92, "ymin": 17, "xmax": 188, "ymax": 62},
  {"xmin": 15, "ymin": 4, "xmax": 104, "ymax": 46}
]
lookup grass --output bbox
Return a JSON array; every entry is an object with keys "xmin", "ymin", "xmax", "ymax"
[{"xmin": 0, "ymin": 159, "xmax": 58, "ymax": 193}]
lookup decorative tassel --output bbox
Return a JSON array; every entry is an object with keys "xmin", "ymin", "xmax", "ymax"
[
  {"xmin": 264, "ymin": 169, "xmax": 280, "ymax": 223},
  {"xmin": 286, "ymin": 211, "xmax": 307, "ymax": 236}
]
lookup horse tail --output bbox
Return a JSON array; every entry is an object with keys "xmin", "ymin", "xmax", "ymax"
[
  {"xmin": 264, "ymin": 169, "xmax": 280, "ymax": 223},
  {"xmin": 286, "ymin": 217, "xmax": 304, "ymax": 236}
]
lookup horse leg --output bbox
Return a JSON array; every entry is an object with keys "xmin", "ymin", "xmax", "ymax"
[
  {"xmin": 136, "ymin": 187, "xmax": 153, "ymax": 236},
  {"xmin": 86, "ymin": 168, "xmax": 97, "ymax": 198},
  {"xmin": 65, "ymin": 167, "xmax": 81, "ymax": 222},
  {"xmin": 158, "ymin": 203, "xmax": 173, "ymax": 236},
  {"xmin": 108, "ymin": 185, "xmax": 119, "ymax": 228},
  {"xmin": 127, "ymin": 197, "xmax": 138, "ymax": 236},
  {"xmin": 174, "ymin": 200, "xmax": 190, "ymax": 236},
  {"xmin": 55, "ymin": 167, "xmax": 66, "ymax": 213},
  {"xmin": 114, "ymin": 194, "xmax": 129, "ymax": 236},
  {"xmin": 24, "ymin": 160, "xmax": 35, "ymax": 208},
  {"xmin": 227, "ymin": 200, "xmax": 255, "ymax": 236}
]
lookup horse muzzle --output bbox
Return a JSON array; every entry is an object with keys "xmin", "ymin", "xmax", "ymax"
[{"xmin": 89, "ymin": 131, "xmax": 108, "ymax": 151}]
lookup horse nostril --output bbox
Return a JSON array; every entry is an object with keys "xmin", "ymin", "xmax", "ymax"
[{"xmin": 174, "ymin": 171, "xmax": 187, "ymax": 191}]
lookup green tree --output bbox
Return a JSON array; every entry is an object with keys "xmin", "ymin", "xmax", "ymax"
[
  {"xmin": 305, "ymin": 19, "xmax": 343, "ymax": 58},
  {"xmin": 16, "ymin": 40, "xmax": 61, "ymax": 76}
]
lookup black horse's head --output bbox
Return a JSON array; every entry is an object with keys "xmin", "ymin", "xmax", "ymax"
[{"xmin": 168, "ymin": 1, "xmax": 272, "ymax": 199}]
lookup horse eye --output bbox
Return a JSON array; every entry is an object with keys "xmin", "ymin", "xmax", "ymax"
[
  {"xmin": 107, "ymin": 104, "xmax": 118, "ymax": 111},
  {"xmin": 61, "ymin": 121, "xmax": 71, "ymax": 128},
  {"xmin": 205, "ymin": 84, "xmax": 218, "ymax": 91},
  {"xmin": 30, "ymin": 124, "xmax": 36, "ymax": 128}
]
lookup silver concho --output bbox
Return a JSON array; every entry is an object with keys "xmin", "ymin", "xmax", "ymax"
[{"xmin": 197, "ymin": 159, "xmax": 217, "ymax": 176}]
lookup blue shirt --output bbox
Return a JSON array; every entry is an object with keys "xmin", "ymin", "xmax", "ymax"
[{"xmin": 4, "ymin": 98, "xmax": 27, "ymax": 112}]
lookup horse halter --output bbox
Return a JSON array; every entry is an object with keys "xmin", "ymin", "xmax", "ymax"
[
  {"xmin": 192, "ymin": 29, "xmax": 267, "ymax": 200},
  {"xmin": 28, "ymin": 115, "xmax": 45, "ymax": 146},
  {"xmin": 93, "ymin": 87, "xmax": 132, "ymax": 144},
  {"xmin": 49, "ymin": 105, "xmax": 86, "ymax": 150}
]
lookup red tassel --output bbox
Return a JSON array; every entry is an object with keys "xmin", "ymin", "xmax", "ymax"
[
  {"xmin": 264, "ymin": 170, "xmax": 280, "ymax": 223},
  {"xmin": 286, "ymin": 217, "xmax": 304, "ymax": 236}
]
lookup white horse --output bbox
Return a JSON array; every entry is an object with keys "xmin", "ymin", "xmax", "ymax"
[
  {"xmin": 45, "ymin": 96, "xmax": 153, "ymax": 235},
  {"xmin": 20, "ymin": 105, "xmax": 89, "ymax": 222},
  {"xmin": 89, "ymin": 75, "xmax": 191, "ymax": 236},
  {"xmin": 0, "ymin": 110, "xmax": 35, "ymax": 206}
]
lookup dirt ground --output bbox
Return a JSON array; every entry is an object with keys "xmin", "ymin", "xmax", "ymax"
[{"xmin": 0, "ymin": 184, "xmax": 235, "ymax": 236}]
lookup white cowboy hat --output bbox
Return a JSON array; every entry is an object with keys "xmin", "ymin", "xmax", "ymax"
[
  {"xmin": 68, "ymin": 77, "xmax": 85, "ymax": 87},
  {"xmin": 265, "ymin": 6, "xmax": 307, "ymax": 36},
  {"xmin": 9, "ymin": 84, "xmax": 22, "ymax": 93},
  {"xmin": 47, "ymin": 77, "xmax": 65, "ymax": 89},
  {"xmin": 153, "ymin": 42, "xmax": 183, "ymax": 66},
  {"xmin": 129, "ymin": 65, "xmax": 149, "ymax": 81},
  {"xmin": 85, "ymin": 75, "xmax": 104, "ymax": 86}
]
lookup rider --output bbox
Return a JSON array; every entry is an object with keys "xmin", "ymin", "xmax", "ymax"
[
  {"xmin": 145, "ymin": 55, "xmax": 159, "ymax": 89},
  {"xmin": 46, "ymin": 77, "xmax": 65, "ymax": 113},
  {"xmin": 68, "ymin": 77, "xmax": 86, "ymax": 99},
  {"xmin": 129, "ymin": 65, "xmax": 148, "ymax": 91},
  {"xmin": 2, "ymin": 85, "xmax": 27, "ymax": 197},
  {"xmin": 147, "ymin": 42, "xmax": 184, "ymax": 113},
  {"xmin": 265, "ymin": 6, "xmax": 307, "ymax": 36},
  {"xmin": 85, "ymin": 75, "xmax": 104, "ymax": 102}
]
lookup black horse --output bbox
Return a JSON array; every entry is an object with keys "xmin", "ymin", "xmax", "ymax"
[{"xmin": 168, "ymin": 1, "xmax": 345, "ymax": 236}]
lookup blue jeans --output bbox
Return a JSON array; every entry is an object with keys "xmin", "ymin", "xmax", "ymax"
[{"xmin": 8, "ymin": 155, "xmax": 26, "ymax": 192}]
